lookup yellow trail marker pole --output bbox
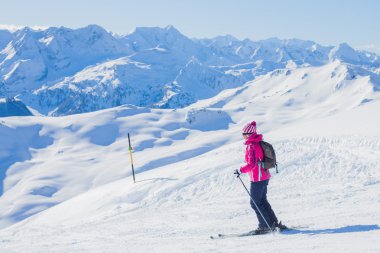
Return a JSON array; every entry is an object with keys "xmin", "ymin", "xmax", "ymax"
[{"xmin": 128, "ymin": 133, "xmax": 136, "ymax": 183}]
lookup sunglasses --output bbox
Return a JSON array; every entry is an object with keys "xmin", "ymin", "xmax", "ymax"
[{"xmin": 242, "ymin": 133, "xmax": 251, "ymax": 136}]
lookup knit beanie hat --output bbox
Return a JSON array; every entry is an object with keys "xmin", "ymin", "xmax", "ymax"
[{"xmin": 242, "ymin": 121, "xmax": 257, "ymax": 134}]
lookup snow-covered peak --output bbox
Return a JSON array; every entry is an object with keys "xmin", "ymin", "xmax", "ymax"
[
  {"xmin": 134, "ymin": 25, "xmax": 182, "ymax": 37},
  {"xmin": 122, "ymin": 25, "xmax": 191, "ymax": 51},
  {"xmin": 258, "ymin": 37, "xmax": 283, "ymax": 46},
  {"xmin": 329, "ymin": 43, "xmax": 380, "ymax": 67},
  {"xmin": 163, "ymin": 24, "xmax": 180, "ymax": 33},
  {"xmin": 198, "ymin": 34, "xmax": 240, "ymax": 47},
  {"xmin": 0, "ymin": 24, "xmax": 49, "ymax": 33},
  {"xmin": 79, "ymin": 24, "xmax": 109, "ymax": 34},
  {"xmin": 329, "ymin": 43, "xmax": 360, "ymax": 62},
  {"xmin": 0, "ymin": 25, "xmax": 22, "ymax": 32}
]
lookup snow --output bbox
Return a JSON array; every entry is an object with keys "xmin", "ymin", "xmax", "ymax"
[
  {"xmin": 38, "ymin": 36, "xmax": 54, "ymax": 46},
  {"xmin": 0, "ymin": 83, "xmax": 380, "ymax": 252},
  {"xmin": 0, "ymin": 25, "xmax": 49, "ymax": 32},
  {"xmin": 0, "ymin": 123, "xmax": 379, "ymax": 252},
  {"xmin": 0, "ymin": 25, "xmax": 380, "ymax": 252},
  {"xmin": 2, "ymin": 24, "xmax": 380, "ymax": 115}
]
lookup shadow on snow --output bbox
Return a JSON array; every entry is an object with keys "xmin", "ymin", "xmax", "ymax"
[{"xmin": 283, "ymin": 225, "xmax": 380, "ymax": 235}]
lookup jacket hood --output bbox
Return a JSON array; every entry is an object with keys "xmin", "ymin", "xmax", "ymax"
[{"xmin": 245, "ymin": 133, "xmax": 263, "ymax": 145}]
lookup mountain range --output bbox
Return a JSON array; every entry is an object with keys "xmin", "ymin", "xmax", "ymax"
[{"xmin": 1, "ymin": 24, "xmax": 379, "ymax": 116}]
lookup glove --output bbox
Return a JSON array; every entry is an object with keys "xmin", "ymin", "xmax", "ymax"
[{"xmin": 234, "ymin": 169, "xmax": 241, "ymax": 177}]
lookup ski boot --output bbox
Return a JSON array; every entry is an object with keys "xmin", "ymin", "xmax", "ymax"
[{"xmin": 275, "ymin": 221, "xmax": 289, "ymax": 231}]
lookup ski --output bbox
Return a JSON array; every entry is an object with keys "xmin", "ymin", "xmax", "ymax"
[
  {"xmin": 210, "ymin": 227, "xmax": 306, "ymax": 239},
  {"xmin": 210, "ymin": 230, "xmax": 272, "ymax": 239}
]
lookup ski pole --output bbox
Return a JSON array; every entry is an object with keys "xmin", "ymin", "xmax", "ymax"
[
  {"xmin": 234, "ymin": 169, "xmax": 272, "ymax": 231},
  {"xmin": 128, "ymin": 133, "xmax": 136, "ymax": 183}
]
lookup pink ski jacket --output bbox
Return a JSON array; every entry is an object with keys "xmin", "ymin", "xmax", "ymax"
[{"xmin": 240, "ymin": 133, "xmax": 271, "ymax": 182}]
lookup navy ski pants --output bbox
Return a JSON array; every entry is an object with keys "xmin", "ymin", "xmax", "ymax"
[{"xmin": 250, "ymin": 179, "xmax": 278, "ymax": 228}]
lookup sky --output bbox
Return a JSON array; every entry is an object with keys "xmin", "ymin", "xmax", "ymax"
[{"xmin": 1, "ymin": 0, "xmax": 379, "ymax": 53}]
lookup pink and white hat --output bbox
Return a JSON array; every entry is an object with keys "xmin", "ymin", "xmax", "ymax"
[{"xmin": 242, "ymin": 121, "xmax": 257, "ymax": 134}]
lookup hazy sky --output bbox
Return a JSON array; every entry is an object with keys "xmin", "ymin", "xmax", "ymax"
[{"xmin": 1, "ymin": 0, "xmax": 379, "ymax": 53}]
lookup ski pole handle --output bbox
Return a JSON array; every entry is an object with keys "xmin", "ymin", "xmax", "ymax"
[{"xmin": 234, "ymin": 169, "xmax": 241, "ymax": 177}]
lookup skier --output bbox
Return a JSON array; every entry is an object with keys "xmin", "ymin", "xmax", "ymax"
[{"xmin": 239, "ymin": 121, "xmax": 287, "ymax": 234}]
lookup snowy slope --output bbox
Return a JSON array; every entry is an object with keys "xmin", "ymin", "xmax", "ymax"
[
  {"xmin": 192, "ymin": 60, "xmax": 380, "ymax": 130},
  {"xmin": 0, "ymin": 100, "xmax": 379, "ymax": 252},
  {"xmin": 0, "ymin": 61, "xmax": 379, "ymax": 252},
  {"xmin": 0, "ymin": 104, "xmax": 235, "ymax": 228},
  {"xmin": 1, "ymin": 60, "xmax": 379, "ymax": 227}
]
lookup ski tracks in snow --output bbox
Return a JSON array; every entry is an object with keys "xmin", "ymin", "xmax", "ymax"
[{"xmin": 0, "ymin": 135, "xmax": 379, "ymax": 252}]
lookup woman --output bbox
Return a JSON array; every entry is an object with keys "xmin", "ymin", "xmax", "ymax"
[{"xmin": 239, "ymin": 121, "xmax": 287, "ymax": 233}]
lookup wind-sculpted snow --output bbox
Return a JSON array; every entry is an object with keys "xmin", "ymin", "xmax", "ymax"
[
  {"xmin": 184, "ymin": 108, "xmax": 232, "ymax": 131},
  {"xmin": 275, "ymin": 136, "xmax": 380, "ymax": 185},
  {"xmin": 0, "ymin": 132, "xmax": 379, "ymax": 252},
  {"xmin": 0, "ymin": 103, "xmax": 234, "ymax": 228},
  {"xmin": 0, "ymin": 117, "xmax": 104, "ymax": 227},
  {"xmin": 0, "ymin": 123, "xmax": 53, "ymax": 205},
  {"xmin": 86, "ymin": 124, "xmax": 119, "ymax": 146}
]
